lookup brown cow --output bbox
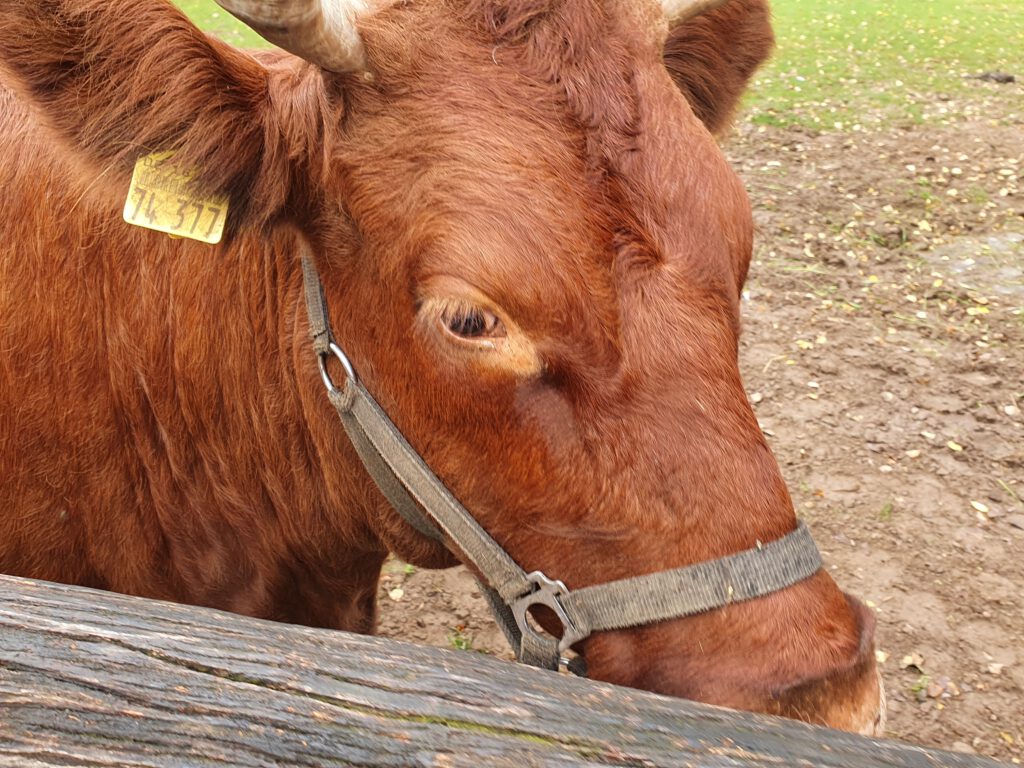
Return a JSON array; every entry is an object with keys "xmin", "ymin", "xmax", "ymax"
[{"xmin": 0, "ymin": 0, "xmax": 884, "ymax": 733}]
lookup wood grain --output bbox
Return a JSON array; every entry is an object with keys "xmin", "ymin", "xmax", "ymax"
[{"xmin": 0, "ymin": 575, "xmax": 1004, "ymax": 767}]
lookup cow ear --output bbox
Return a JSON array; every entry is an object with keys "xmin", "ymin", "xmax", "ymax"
[
  {"xmin": 0, "ymin": 0, "xmax": 322, "ymax": 234},
  {"xmin": 663, "ymin": 0, "xmax": 774, "ymax": 135}
]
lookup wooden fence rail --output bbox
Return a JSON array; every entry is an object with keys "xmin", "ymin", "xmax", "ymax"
[{"xmin": 0, "ymin": 574, "xmax": 1005, "ymax": 767}]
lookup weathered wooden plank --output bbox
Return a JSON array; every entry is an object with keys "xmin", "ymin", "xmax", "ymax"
[{"xmin": 0, "ymin": 575, "xmax": 1004, "ymax": 767}]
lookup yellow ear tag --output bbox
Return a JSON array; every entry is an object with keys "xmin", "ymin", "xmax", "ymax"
[{"xmin": 123, "ymin": 151, "xmax": 228, "ymax": 244}]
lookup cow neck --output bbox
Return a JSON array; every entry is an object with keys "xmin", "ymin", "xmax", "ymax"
[{"xmin": 299, "ymin": 247, "xmax": 824, "ymax": 674}]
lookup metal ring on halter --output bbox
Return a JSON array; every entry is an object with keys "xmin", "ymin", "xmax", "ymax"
[
  {"xmin": 317, "ymin": 342, "xmax": 357, "ymax": 394},
  {"xmin": 512, "ymin": 571, "xmax": 589, "ymax": 655}
]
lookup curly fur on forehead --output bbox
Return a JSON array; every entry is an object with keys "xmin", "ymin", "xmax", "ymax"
[
  {"xmin": 466, "ymin": 0, "xmax": 648, "ymax": 165},
  {"xmin": 451, "ymin": 0, "xmax": 679, "ymax": 277}
]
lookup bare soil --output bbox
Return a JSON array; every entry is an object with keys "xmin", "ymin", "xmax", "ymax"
[{"xmin": 377, "ymin": 79, "xmax": 1024, "ymax": 763}]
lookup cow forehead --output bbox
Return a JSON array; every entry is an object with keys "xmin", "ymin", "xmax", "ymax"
[
  {"xmin": 360, "ymin": 0, "xmax": 669, "ymax": 159},
  {"xmin": 344, "ymin": 0, "xmax": 747, "ymax": 326},
  {"xmin": 342, "ymin": 122, "xmax": 620, "ymax": 337}
]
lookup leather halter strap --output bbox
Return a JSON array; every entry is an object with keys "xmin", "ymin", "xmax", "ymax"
[{"xmin": 301, "ymin": 250, "xmax": 823, "ymax": 673}]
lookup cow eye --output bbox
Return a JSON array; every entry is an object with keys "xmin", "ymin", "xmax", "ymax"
[
  {"xmin": 440, "ymin": 304, "xmax": 505, "ymax": 340},
  {"xmin": 421, "ymin": 290, "xmax": 540, "ymax": 374}
]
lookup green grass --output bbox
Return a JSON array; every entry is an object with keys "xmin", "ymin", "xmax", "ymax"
[
  {"xmin": 745, "ymin": 0, "xmax": 1024, "ymax": 131},
  {"xmin": 173, "ymin": 0, "xmax": 266, "ymax": 48},
  {"xmin": 447, "ymin": 627, "xmax": 475, "ymax": 651},
  {"xmin": 174, "ymin": 0, "xmax": 1024, "ymax": 133}
]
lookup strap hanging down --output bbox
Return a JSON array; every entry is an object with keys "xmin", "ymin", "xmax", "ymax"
[
  {"xmin": 300, "ymin": 249, "xmax": 823, "ymax": 674},
  {"xmin": 302, "ymin": 255, "xmax": 539, "ymax": 600}
]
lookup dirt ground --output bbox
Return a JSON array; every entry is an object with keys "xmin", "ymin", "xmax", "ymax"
[{"xmin": 377, "ymin": 78, "xmax": 1024, "ymax": 762}]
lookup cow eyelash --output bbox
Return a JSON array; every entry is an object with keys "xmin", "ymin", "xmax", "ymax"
[{"xmin": 439, "ymin": 303, "xmax": 505, "ymax": 340}]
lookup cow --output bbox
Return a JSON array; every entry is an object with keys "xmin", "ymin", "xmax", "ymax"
[{"xmin": 0, "ymin": 0, "xmax": 885, "ymax": 734}]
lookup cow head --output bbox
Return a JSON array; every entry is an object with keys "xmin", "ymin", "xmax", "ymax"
[
  {"xmin": 0, "ymin": 0, "xmax": 884, "ymax": 734},
  {"xmin": 280, "ymin": 0, "xmax": 882, "ymax": 733},
  {"xmin": 227, "ymin": 0, "xmax": 884, "ymax": 734}
]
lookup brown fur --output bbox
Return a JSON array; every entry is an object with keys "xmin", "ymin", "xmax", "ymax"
[
  {"xmin": 0, "ymin": 0, "xmax": 880, "ymax": 731},
  {"xmin": 664, "ymin": 0, "xmax": 775, "ymax": 135}
]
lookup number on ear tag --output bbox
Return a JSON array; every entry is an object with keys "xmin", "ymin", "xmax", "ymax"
[{"xmin": 123, "ymin": 151, "xmax": 228, "ymax": 244}]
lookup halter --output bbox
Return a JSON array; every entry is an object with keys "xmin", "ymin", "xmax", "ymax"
[{"xmin": 301, "ymin": 251, "xmax": 822, "ymax": 674}]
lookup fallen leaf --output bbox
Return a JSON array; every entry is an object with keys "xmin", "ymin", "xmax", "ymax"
[
  {"xmin": 901, "ymin": 652, "xmax": 925, "ymax": 672},
  {"xmin": 947, "ymin": 440, "xmax": 964, "ymax": 452}
]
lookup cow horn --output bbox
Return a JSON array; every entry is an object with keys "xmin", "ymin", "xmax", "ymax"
[
  {"xmin": 214, "ymin": 0, "xmax": 369, "ymax": 73},
  {"xmin": 661, "ymin": 0, "xmax": 731, "ymax": 25}
]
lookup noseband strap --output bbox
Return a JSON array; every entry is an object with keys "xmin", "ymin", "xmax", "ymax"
[{"xmin": 301, "ymin": 251, "xmax": 823, "ymax": 674}]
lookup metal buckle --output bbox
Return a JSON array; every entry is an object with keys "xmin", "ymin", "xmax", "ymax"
[
  {"xmin": 317, "ymin": 341, "xmax": 357, "ymax": 394},
  {"xmin": 511, "ymin": 571, "xmax": 588, "ymax": 657}
]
